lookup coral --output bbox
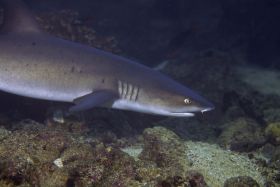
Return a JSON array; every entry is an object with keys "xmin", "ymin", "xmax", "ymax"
[
  {"xmin": 265, "ymin": 122, "xmax": 280, "ymax": 145},
  {"xmin": 158, "ymin": 171, "xmax": 208, "ymax": 187},
  {"xmin": 0, "ymin": 1, "xmax": 278, "ymax": 186},
  {"xmin": 263, "ymin": 108, "xmax": 280, "ymax": 123},
  {"xmin": 224, "ymin": 176, "xmax": 259, "ymax": 187},
  {"xmin": 140, "ymin": 126, "xmax": 191, "ymax": 176},
  {"xmin": 257, "ymin": 96, "xmax": 280, "ymax": 125},
  {"xmin": 0, "ymin": 119, "xmax": 138, "ymax": 186},
  {"xmin": 254, "ymin": 144, "xmax": 280, "ymax": 186},
  {"xmin": 134, "ymin": 161, "xmax": 162, "ymax": 185},
  {"xmin": 218, "ymin": 118, "xmax": 266, "ymax": 152},
  {"xmin": 270, "ymin": 146, "xmax": 280, "ymax": 170},
  {"xmin": 185, "ymin": 171, "xmax": 208, "ymax": 187},
  {"xmin": 0, "ymin": 118, "xmax": 275, "ymax": 186},
  {"xmin": 0, "ymin": 127, "xmax": 10, "ymax": 141},
  {"xmin": 186, "ymin": 141, "xmax": 265, "ymax": 186},
  {"xmin": 0, "ymin": 120, "xmax": 74, "ymax": 186}
]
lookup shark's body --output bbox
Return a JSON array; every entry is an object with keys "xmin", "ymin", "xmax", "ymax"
[
  {"xmin": 0, "ymin": 32, "xmax": 155, "ymax": 103},
  {"xmin": 0, "ymin": 0, "xmax": 214, "ymax": 117}
]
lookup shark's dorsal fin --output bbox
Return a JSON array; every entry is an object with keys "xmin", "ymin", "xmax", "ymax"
[{"xmin": 0, "ymin": 0, "xmax": 41, "ymax": 33}]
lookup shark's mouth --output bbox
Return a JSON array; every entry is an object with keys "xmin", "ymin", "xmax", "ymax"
[
  {"xmin": 112, "ymin": 99, "xmax": 197, "ymax": 117},
  {"xmin": 170, "ymin": 107, "xmax": 214, "ymax": 117}
]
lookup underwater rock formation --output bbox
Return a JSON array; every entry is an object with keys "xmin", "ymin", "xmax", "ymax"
[
  {"xmin": 186, "ymin": 141, "xmax": 265, "ymax": 186},
  {"xmin": 140, "ymin": 126, "xmax": 191, "ymax": 176},
  {"xmin": 0, "ymin": 119, "xmax": 137, "ymax": 186},
  {"xmin": 0, "ymin": 119, "xmax": 203, "ymax": 186},
  {"xmin": 271, "ymin": 146, "xmax": 280, "ymax": 168},
  {"xmin": 0, "ymin": 1, "xmax": 279, "ymax": 186},
  {"xmin": 265, "ymin": 122, "xmax": 280, "ymax": 145},
  {"xmin": 0, "ymin": 116, "xmax": 279, "ymax": 186},
  {"xmin": 218, "ymin": 118, "xmax": 266, "ymax": 152},
  {"xmin": 223, "ymin": 176, "xmax": 259, "ymax": 187}
]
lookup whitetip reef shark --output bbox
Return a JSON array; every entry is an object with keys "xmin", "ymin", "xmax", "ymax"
[{"xmin": 0, "ymin": 0, "xmax": 214, "ymax": 117}]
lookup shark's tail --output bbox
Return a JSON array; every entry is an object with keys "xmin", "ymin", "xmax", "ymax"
[{"xmin": 0, "ymin": 0, "xmax": 41, "ymax": 33}]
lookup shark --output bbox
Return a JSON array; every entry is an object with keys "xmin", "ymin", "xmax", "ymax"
[{"xmin": 0, "ymin": 0, "xmax": 214, "ymax": 117}]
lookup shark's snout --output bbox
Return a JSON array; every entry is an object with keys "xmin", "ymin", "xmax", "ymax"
[
  {"xmin": 173, "ymin": 92, "xmax": 215, "ymax": 117},
  {"xmin": 199, "ymin": 100, "xmax": 215, "ymax": 113}
]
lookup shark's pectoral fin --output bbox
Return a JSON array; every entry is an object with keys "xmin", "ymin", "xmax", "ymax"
[{"xmin": 69, "ymin": 90, "xmax": 118, "ymax": 112}]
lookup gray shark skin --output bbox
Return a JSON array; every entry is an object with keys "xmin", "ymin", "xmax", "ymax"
[{"xmin": 0, "ymin": 0, "xmax": 214, "ymax": 117}]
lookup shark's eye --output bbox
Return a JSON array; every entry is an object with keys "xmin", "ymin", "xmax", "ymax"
[{"xmin": 184, "ymin": 98, "xmax": 191, "ymax": 104}]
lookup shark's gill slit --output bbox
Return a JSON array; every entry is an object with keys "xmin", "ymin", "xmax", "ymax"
[
  {"xmin": 118, "ymin": 80, "xmax": 139, "ymax": 102},
  {"xmin": 129, "ymin": 84, "xmax": 134, "ymax": 100},
  {"xmin": 118, "ymin": 80, "xmax": 122, "ymax": 97},
  {"xmin": 127, "ymin": 84, "xmax": 133, "ymax": 100},
  {"xmin": 132, "ymin": 85, "xmax": 139, "ymax": 101},
  {"xmin": 122, "ymin": 82, "xmax": 128, "ymax": 99}
]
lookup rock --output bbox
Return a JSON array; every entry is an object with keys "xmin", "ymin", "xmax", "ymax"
[
  {"xmin": 121, "ymin": 146, "xmax": 143, "ymax": 161},
  {"xmin": 53, "ymin": 158, "xmax": 63, "ymax": 168},
  {"xmin": 158, "ymin": 171, "xmax": 208, "ymax": 187},
  {"xmin": 259, "ymin": 143, "xmax": 276, "ymax": 160},
  {"xmin": 224, "ymin": 176, "xmax": 260, "ymax": 187},
  {"xmin": 265, "ymin": 122, "xmax": 280, "ymax": 145},
  {"xmin": 0, "ymin": 117, "xmax": 274, "ymax": 186},
  {"xmin": 218, "ymin": 118, "xmax": 266, "ymax": 152},
  {"xmin": 263, "ymin": 108, "xmax": 280, "ymax": 123},
  {"xmin": 41, "ymin": 170, "xmax": 69, "ymax": 187},
  {"xmin": 0, "ymin": 127, "xmax": 10, "ymax": 141},
  {"xmin": 186, "ymin": 141, "xmax": 265, "ymax": 186},
  {"xmin": 0, "ymin": 119, "xmax": 142, "ymax": 186},
  {"xmin": 270, "ymin": 146, "xmax": 280, "ymax": 170},
  {"xmin": 140, "ymin": 126, "xmax": 190, "ymax": 176},
  {"xmin": 186, "ymin": 171, "xmax": 208, "ymax": 187}
]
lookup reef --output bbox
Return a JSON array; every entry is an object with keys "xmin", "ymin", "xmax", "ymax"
[
  {"xmin": 0, "ymin": 1, "xmax": 279, "ymax": 187},
  {"xmin": 265, "ymin": 122, "xmax": 280, "ymax": 145},
  {"xmin": 218, "ymin": 118, "xmax": 266, "ymax": 152},
  {"xmin": 0, "ymin": 119, "xmax": 277, "ymax": 187},
  {"xmin": 223, "ymin": 176, "xmax": 260, "ymax": 187},
  {"xmin": 186, "ymin": 141, "xmax": 265, "ymax": 186}
]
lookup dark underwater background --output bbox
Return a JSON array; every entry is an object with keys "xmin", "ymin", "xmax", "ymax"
[{"xmin": 0, "ymin": 0, "xmax": 279, "ymax": 186}]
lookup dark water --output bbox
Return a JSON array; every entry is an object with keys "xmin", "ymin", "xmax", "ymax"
[{"xmin": 0, "ymin": 0, "xmax": 279, "ymax": 186}]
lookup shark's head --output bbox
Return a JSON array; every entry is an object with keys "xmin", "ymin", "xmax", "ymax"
[
  {"xmin": 113, "ymin": 75, "xmax": 214, "ymax": 117},
  {"xmin": 136, "ymin": 84, "xmax": 214, "ymax": 117}
]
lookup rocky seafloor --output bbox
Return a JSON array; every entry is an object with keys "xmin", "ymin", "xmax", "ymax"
[
  {"xmin": 0, "ymin": 119, "xmax": 276, "ymax": 187},
  {"xmin": 0, "ymin": 2, "xmax": 279, "ymax": 187}
]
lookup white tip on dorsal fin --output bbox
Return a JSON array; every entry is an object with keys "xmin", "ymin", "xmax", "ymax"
[{"xmin": 0, "ymin": 0, "xmax": 41, "ymax": 33}]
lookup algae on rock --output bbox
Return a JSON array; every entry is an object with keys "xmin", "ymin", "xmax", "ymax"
[
  {"xmin": 265, "ymin": 122, "xmax": 280, "ymax": 145},
  {"xmin": 218, "ymin": 118, "xmax": 266, "ymax": 152},
  {"xmin": 140, "ymin": 126, "xmax": 191, "ymax": 176},
  {"xmin": 186, "ymin": 141, "xmax": 265, "ymax": 186},
  {"xmin": 224, "ymin": 176, "xmax": 260, "ymax": 187}
]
